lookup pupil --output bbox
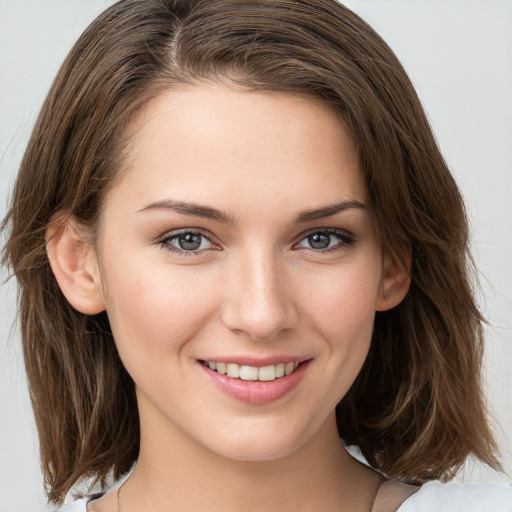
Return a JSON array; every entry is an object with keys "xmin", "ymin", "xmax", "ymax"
[
  {"xmin": 178, "ymin": 233, "xmax": 201, "ymax": 250},
  {"xmin": 308, "ymin": 233, "xmax": 330, "ymax": 249}
]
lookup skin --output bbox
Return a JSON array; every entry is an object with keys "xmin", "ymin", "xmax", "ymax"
[{"xmin": 47, "ymin": 84, "xmax": 410, "ymax": 511}]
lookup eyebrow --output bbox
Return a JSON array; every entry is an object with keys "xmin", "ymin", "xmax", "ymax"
[
  {"xmin": 136, "ymin": 198, "xmax": 366, "ymax": 223},
  {"xmin": 136, "ymin": 199, "xmax": 234, "ymax": 223},
  {"xmin": 294, "ymin": 199, "xmax": 367, "ymax": 223}
]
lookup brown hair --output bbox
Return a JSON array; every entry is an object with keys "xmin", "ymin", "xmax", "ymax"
[{"xmin": 2, "ymin": 0, "xmax": 499, "ymax": 503}]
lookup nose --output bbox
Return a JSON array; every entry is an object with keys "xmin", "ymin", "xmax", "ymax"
[{"xmin": 220, "ymin": 249, "xmax": 298, "ymax": 341}]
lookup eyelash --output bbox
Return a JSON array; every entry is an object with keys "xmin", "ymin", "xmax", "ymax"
[
  {"xmin": 294, "ymin": 228, "xmax": 356, "ymax": 253},
  {"xmin": 157, "ymin": 228, "xmax": 356, "ymax": 256},
  {"xmin": 157, "ymin": 228, "xmax": 217, "ymax": 257}
]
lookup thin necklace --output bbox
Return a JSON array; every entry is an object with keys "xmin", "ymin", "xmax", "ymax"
[{"xmin": 117, "ymin": 478, "xmax": 127, "ymax": 512}]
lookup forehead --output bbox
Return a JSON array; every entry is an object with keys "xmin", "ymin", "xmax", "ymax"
[{"xmin": 106, "ymin": 83, "xmax": 366, "ymax": 217}]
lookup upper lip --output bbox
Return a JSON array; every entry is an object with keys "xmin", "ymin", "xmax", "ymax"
[{"xmin": 199, "ymin": 355, "xmax": 312, "ymax": 366}]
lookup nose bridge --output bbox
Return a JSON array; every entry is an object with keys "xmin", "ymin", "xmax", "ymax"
[{"xmin": 221, "ymin": 245, "xmax": 297, "ymax": 341}]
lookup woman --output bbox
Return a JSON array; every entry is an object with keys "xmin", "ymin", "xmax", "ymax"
[{"xmin": 2, "ymin": 1, "xmax": 511, "ymax": 510}]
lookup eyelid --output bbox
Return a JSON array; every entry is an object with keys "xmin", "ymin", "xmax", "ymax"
[
  {"xmin": 155, "ymin": 227, "xmax": 356, "ymax": 256},
  {"xmin": 157, "ymin": 228, "xmax": 220, "ymax": 256},
  {"xmin": 292, "ymin": 227, "xmax": 356, "ymax": 251}
]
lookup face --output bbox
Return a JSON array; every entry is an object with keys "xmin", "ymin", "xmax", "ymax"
[{"xmin": 94, "ymin": 84, "xmax": 389, "ymax": 461}]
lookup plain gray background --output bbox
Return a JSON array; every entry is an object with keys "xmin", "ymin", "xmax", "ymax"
[{"xmin": 1, "ymin": 1, "xmax": 511, "ymax": 510}]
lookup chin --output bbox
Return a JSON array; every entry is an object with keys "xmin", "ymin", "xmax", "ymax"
[
  {"xmin": 202, "ymin": 417, "xmax": 318, "ymax": 463},
  {"xmin": 214, "ymin": 440, "xmax": 299, "ymax": 463}
]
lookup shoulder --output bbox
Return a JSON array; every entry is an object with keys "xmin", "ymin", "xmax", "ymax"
[
  {"xmin": 57, "ymin": 497, "xmax": 89, "ymax": 511},
  {"xmin": 398, "ymin": 481, "xmax": 512, "ymax": 512},
  {"xmin": 57, "ymin": 492, "xmax": 104, "ymax": 511}
]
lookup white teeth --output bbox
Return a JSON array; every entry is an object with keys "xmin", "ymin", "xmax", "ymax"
[
  {"xmin": 226, "ymin": 363, "xmax": 240, "ymax": 378},
  {"xmin": 258, "ymin": 365, "xmax": 276, "ymax": 381},
  {"xmin": 205, "ymin": 360, "xmax": 301, "ymax": 381},
  {"xmin": 285, "ymin": 362, "xmax": 295, "ymax": 376},
  {"xmin": 240, "ymin": 365, "xmax": 258, "ymax": 381}
]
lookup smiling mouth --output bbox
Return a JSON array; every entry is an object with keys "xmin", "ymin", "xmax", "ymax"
[{"xmin": 201, "ymin": 360, "xmax": 301, "ymax": 382}]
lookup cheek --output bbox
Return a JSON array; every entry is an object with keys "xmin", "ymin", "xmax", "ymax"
[
  {"xmin": 305, "ymin": 259, "xmax": 381, "ymax": 342},
  {"xmin": 101, "ymin": 254, "xmax": 220, "ymax": 365},
  {"xmin": 300, "ymin": 257, "xmax": 381, "ymax": 402}
]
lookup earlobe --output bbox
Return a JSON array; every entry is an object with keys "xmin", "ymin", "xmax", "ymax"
[
  {"xmin": 46, "ymin": 215, "xmax": 106, "ymax": 315},
  {"xmin": 376, "ymin": 250, "xmax": 411, "ymax": 312}
]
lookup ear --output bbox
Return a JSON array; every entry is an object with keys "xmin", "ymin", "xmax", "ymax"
[
  {"xmin": 376, "ymin": 250, "xmax": 411, "ymax": 312},
  {"xmin": 46, "ymin": 215, "xmax": 106, "ymax": 315}
]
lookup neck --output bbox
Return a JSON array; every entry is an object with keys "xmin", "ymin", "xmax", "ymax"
[{"xmin": 120, "ymin": 400, "xmax": 381, "ymax": 512}]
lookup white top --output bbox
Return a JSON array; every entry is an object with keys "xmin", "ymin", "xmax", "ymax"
[
  {"xmin": 60, "ymin": 480, "xmax": 512, "ymax": 511},
  {"xmin": 396, "ymin": 480, "xmax": 512, "ymax": 511}
]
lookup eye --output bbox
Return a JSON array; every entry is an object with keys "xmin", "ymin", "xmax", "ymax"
[
  {"xmin": 295, "ymin": 229, "xmax": 355, "ymax": 251},
  {"xmin": 159, "ymin": 230, "xmax": 216, "ymax": 255}
]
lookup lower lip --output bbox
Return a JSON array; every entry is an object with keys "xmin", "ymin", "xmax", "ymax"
[{"xmin": 198, "ymin": 360, "xmax": 311, "ymax": 405}]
